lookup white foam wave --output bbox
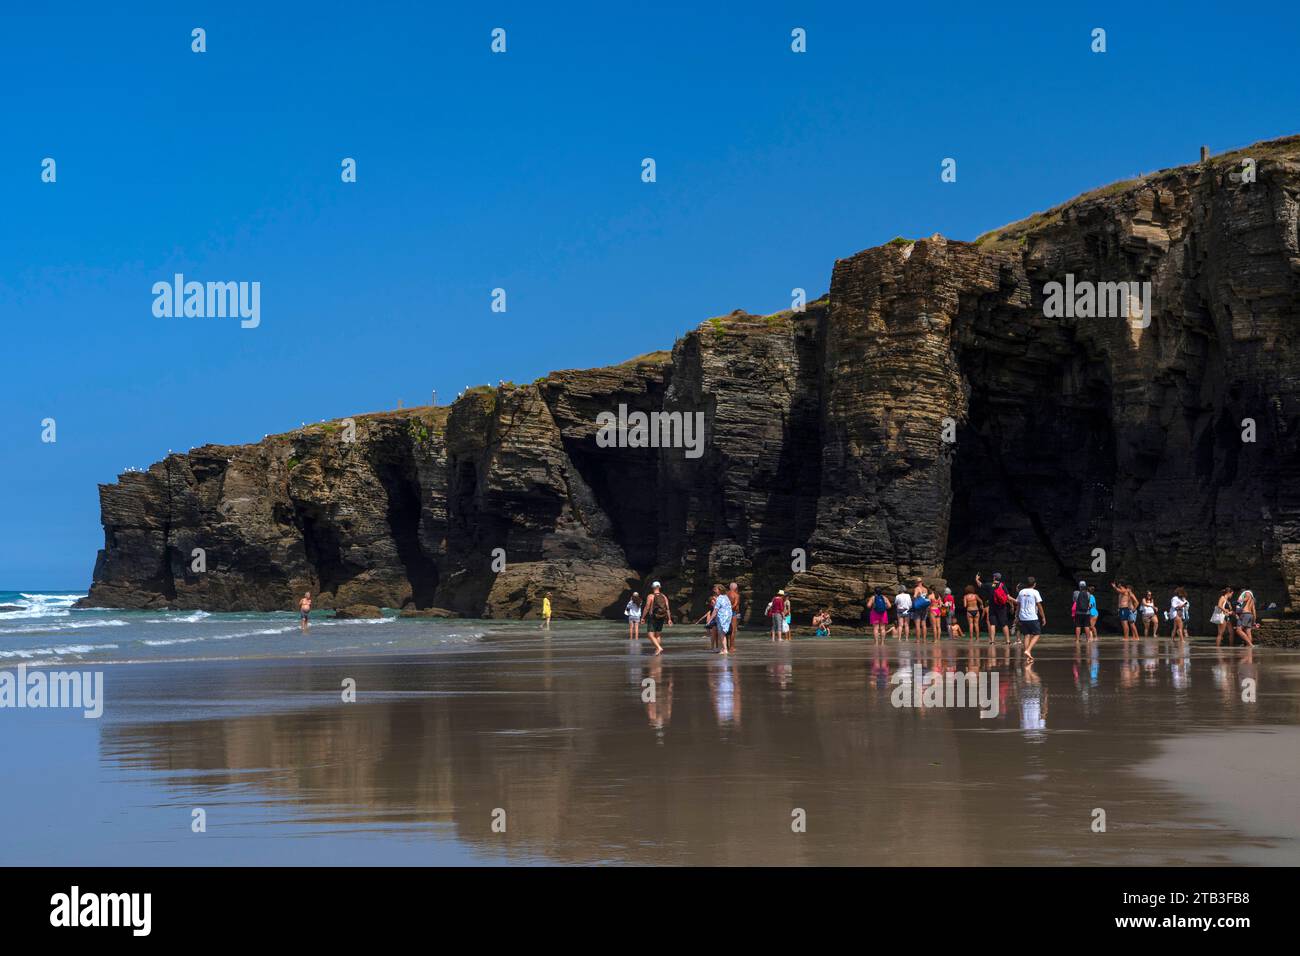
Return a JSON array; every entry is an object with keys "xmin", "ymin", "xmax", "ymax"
[
  {"xmin": 0, "ymin": 619, "xmax": 128, "ymax": 635},
  {"xmin": 0, "ymin": 643, "xmax": 119, "ymax": 659}
]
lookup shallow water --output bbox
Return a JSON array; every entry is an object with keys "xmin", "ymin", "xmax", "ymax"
[
  {"xmin": 1, "ymin": 617, "xmax": 1296, "ymax": 865},
  {"xmin": 0, "ymin": 592, "xmax": 485, "ymax": 666}
]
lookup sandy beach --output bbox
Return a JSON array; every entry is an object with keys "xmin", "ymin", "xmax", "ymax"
[{"xmin": 2, "ymin": 614, "xmax": 1295, "ymax": 866}]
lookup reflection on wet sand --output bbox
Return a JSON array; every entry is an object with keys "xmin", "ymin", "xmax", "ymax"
[{"xmin": 99, "ymin": 628, "xmax": 1300, "ymax": 865}]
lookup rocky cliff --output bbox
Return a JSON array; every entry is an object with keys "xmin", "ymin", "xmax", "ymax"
[{"xmin": 82, "ymin": 136, "xmax": 1300, "ymax": 630}]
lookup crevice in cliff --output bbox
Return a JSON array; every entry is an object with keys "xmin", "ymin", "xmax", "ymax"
[
  {"xmin": 157, "ymin": 457, "xmax": 178, "ymax": 603},
  {"xmin": 373, "ymin": 439, "xmax": 440, "ymax": 608}
]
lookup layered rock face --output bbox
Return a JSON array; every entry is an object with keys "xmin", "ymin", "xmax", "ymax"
[{"xmin": 83, "ymin": 137, "xmax": 1300, "ymax": 629}]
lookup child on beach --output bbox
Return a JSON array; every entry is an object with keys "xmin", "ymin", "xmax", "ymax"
[
  {"xmin": 541, "ymin": 593, "xmax": 552, "ymax": 631},
  {"xmin": 625, "ymin": 592, "xmax": 642, "ymax": 640}
]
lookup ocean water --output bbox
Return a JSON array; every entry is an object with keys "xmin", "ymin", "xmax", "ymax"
[{"xmin": 0, "ymin": 590, "xmax": 485, "ymax": 666}]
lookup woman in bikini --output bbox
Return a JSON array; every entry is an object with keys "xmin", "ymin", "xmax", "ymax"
[{"xmin": 962, "ymin": 585, "xmax": 982, "ymax": 641}]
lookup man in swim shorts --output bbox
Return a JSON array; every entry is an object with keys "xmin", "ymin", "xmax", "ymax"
[{"xmin": 645, "ymin": 581, "xmax": 672, "ymax": 654}]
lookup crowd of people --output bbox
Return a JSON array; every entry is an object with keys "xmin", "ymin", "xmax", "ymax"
[{"xmin": 614, "ymin": 573, "xmax": 1263, "ymax": 655}]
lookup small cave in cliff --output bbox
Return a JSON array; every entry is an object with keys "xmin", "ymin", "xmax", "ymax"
[
  {"xmin": 374, "ymin": 452, "xmax": 440, "ymax": 608},
  {"xmin": 300, "ymin": 508, "xmax": 349, "ymax": 596}
]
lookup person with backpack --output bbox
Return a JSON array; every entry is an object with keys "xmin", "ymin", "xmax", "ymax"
[
  {"xmin": 869, "ymin": 587, "xmax": 890, "ymax": 642},
  {"xmin": 987, "ymin": 573, "xmax": 1013, "ymax": 643},
  {"xmin": 1072, "ymin": 580, "xmax": 1094, "ymax": 642},
  {"xmin": 910, "ymin": 582, "xmax": 931, "ymax": 641},
  {"xmin": 644, "ymin": 581, "xmax": 672, "ymax": 654}
]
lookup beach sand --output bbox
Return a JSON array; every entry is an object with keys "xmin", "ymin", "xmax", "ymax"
[{"xmin": 1, "ymin": 621, "xmax": 1295, "ymax": 865}]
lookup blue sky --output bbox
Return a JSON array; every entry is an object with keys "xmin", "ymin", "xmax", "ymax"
[{"xmin": 3, "ymin": 0, "xmax": 1298, "ymax": 587}]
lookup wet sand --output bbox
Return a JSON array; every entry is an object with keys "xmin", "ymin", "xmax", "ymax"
[{"xmin": 2, "ymin": 623, "xmax": 1296, "ymax": 865}]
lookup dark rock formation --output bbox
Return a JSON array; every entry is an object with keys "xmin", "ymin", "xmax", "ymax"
[
  {"xmin": 81, "ymin": 136, "xmax": 1300, "ymax": 631},
  {"xmin": 332, "ymin": 604, "xmax": 384, "ymax": 620},
  {"xmin": 398, "ymin": 607, "xmax": 459, "ymax": 618}
]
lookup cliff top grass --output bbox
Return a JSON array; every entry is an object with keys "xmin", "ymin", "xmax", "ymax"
[
  {"xmin": 617, "ymin": 349, "xmax": 672, "ymax": 367},
  {"xmin": 973, "ymin": 133, "xmax": 1300, "ymax": 252}
]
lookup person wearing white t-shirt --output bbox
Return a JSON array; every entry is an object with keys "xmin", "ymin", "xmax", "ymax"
[
  {"xmin": 1169, "ymin": 588, "xmax": 1189, "ymax": 641},
  {"xmin": 1016, "ymin": 576, "xmax": 1046, "ymax": 660},
  {"xmin": 894, "ymin": 588, "xmax": 912, "ymax": 640}
]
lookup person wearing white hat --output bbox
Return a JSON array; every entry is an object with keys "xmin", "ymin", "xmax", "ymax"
[
  {"xmin": 644, "ymin": 581, "xmax": 671, "ymax": 654},
  {"xmin": 767, "ymin": 589, "xmax": 789, "ymax": 642}
]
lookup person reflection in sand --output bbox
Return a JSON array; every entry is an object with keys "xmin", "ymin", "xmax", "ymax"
[
  {"xmin": 1018, "ymin": 661, "xmax": 1047, "ymax": 732},
  {"xmin": 643, "ymin": 654, "xmax": 673, "ymax": 733},
  {"xmin": 709, "ymin": 656, "xmax": 742, "ymax": 727}
]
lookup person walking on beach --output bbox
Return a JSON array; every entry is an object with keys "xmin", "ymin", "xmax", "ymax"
[
  {"xmin": 910, "ymin": 582, "xmax": 931, "ymax": 640},
  {"xmin": 1232, "ymin": 588, "xmax": 1257, "ymax": 646},
  {"xmin": 1113, "ymin": 581, "xmax": 1139, "ymax": 640},
  {"xmin": 1017, "ymin": 576, "xmax": 1046, "ymax": 662},
  {"xmin": 699, "ymin": 589, "xmax": 721, "ymax": 651},
  {"xmin": 962, "ymin": 585, "xmax": 982, "ymax": 640},
  {"xmin": 706, "ymin": 584, "xmax": 733, "ymax": 655},
  {"xmin": 942, "ymin": 587, "xmax": 960, "ymax": 638},
  {"xmin": 975, "ymin": 573, "xmax": 996, "ymax": 640},
  {"xmin": 1212, "ymin": 587, "xmax": 1234, "ymax": 645},
  {"xmin": 987, "ymin": 573, "xmax": 1013, "ymax": 643},
  {"xmin": 1071, "ymin": 580, "xmax": 1089, "ymax": 641},
  {"xmin": 727, "ymin": 582, "xmax": 741, "ymax": 653},
  {"xmin": 625, "ymin": 591, "xmax": 643, "ymax": 640},
  {"xmin": 893, "ymin": 586, "xmax": 912, "ymax": 639},
  {"xmin": 869, "ymin": 586, "xmax": 890, "ymax": 642},
  {"xmin": 645, "ymin": 581, "xmax": 671, "ymax": 654},
  {"xmin": 1169, "ymin": 587, "xmax": 1189, "ymax": 641},
  {"xmin": 299, "ymin": 591, "xmax": 312, "ymax": 633},
  {"xmin": 1088, "ymin": 586, "xmax": 1099, "ymax": 638},
  {"xmin": 1140, "ymin": 590, "xmax": 1158, "ymax": 636},
  {"xmin": 541, "ymin": 592, "xmax": 553, "ymax": 631},
  {"xmin": 768, "ymin": 590, "xmax": 787, "ymax": 642}
]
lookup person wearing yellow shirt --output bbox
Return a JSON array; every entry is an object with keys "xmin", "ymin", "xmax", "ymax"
[{"xmin": 541, "ymin": 593, "xmax": 552, "ymax": 630}]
